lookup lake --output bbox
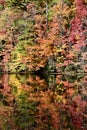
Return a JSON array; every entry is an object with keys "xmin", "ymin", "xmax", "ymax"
[{"xmin": 0, "ymin": 73, "xmax": 87, "ymax": 130}]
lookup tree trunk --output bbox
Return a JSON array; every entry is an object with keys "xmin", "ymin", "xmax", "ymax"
[
  {"xmin": 58, "ymin": 0, "xmax": 64, "ymax": 35},
  {"xmin": 46, "ymin": 1, "xmax": 49, "ymax": 30}
]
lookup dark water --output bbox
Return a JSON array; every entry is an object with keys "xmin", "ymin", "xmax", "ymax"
[{"xmin": 0, "ymin": 73, "xmax": 87, "ymax": 130}]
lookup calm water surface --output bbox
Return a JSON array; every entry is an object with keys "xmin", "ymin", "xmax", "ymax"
[{"xmin": 0, "ymin": 73, "xmax": 87, "ymax": 130}]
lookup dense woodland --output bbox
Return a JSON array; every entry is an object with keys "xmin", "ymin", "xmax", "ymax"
[
  {"xmin": 0, "ymin": 0, "xmax": 87, "ymax": 130},
  {"xmin": 0, "ymin": 0, "xmax": 87, "ymax": 73}
]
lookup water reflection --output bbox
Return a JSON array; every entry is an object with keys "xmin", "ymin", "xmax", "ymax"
[{"xmin": 0, "ymin": 73, "xmax": 87, "ymax": 130}]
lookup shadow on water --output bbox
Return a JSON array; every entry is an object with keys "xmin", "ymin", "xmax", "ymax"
[{"xmin": 0, "ymin": 73, "xmax": 87, "ymax": 130}]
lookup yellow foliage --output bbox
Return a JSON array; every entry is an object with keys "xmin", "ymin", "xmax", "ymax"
[{"xmin": 9, "ymin": 74, "xmax": 22, "ymax": 96}]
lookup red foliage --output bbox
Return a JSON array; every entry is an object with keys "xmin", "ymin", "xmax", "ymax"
[
  {"xmin": 69, "ymin": 0, "xmax": 87, "ymax": 46},
  {"xmin": 0, "ymin": 0, "xmax": 5, "ymax": 4}
]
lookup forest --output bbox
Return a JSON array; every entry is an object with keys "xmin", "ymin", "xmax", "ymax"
[
  {"xmin": 0, "ymin": 0, "xmax": 86, "ymax": 73},
  {"xmin": 0, "ymin": 0, "xmax": 87, "ymax": 130}
]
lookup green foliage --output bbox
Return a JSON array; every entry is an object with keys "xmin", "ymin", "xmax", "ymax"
[
  {"xmin": 0, "ymin": 66, "xmax": 3, "ymax": 72},
  {"xmin": 64, "ymin": 0, "xmax": 70, "ymax": 4},
  {"xmin": 0, "ymin": 4, "xmax": 4, "ymax": 10},
  {"xmin": 0, "ymin": 93, "xmax": 7, "ymax": 106},
  {"xmin": 13, "ymin": 93, "xmax": 38, "ymax": 129},
  {"xmin": 8, "ymin": 62, "xmax": 27, "ymax": 73},
  {"xmin": 0, "ymin": 41, "xmax": 5, "ymax": 51},
  {"xmin": 0, "ymin": 45, "xmax": 4, "ymax": 51},
  {"xmin": 6, "ymin": 0, "xmax": 27, "ymax": 9}
]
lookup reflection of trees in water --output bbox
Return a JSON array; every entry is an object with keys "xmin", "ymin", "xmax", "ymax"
[
  {"xmin": 0, "ymin": 74, "xmax": 87, "ymax": 130},
  {"xmin": 9, "ymin": 74, "xmax": 59, "ymax": 130},
  {"xmin": 55, "ymin": 74, "xmax": 87, "ymax": 130},
  {"xmin": 0, "ymin": 74, "xmax": 14, "ymax": 106}
]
